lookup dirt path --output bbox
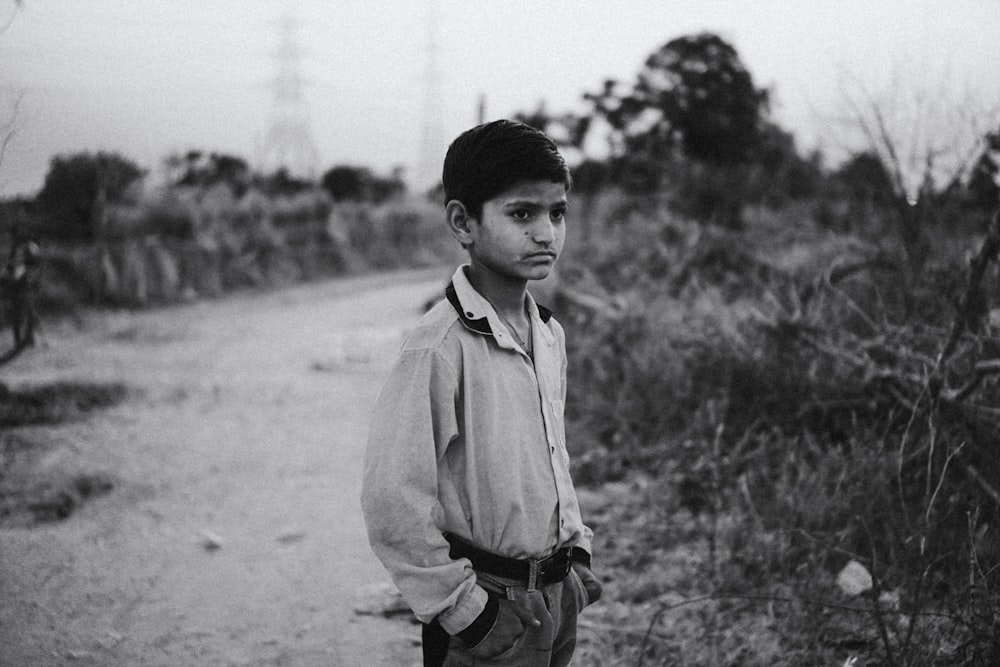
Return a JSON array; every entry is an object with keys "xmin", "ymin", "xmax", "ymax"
[{"xmin": 0, "ymin": 268, "xmax": 451, "ymax": 666}]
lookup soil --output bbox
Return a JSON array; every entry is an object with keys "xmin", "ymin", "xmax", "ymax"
[{"xmin": 0, "ymin": 268, "xmax": 452, "ymax": 667}]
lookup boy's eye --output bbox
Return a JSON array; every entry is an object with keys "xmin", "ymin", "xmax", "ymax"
[
  {"xmin": 551, "ymin": 209, "xmax": 566, "ymax": 222},
  {"xmin": 511, "ymin": 210, "xmax": 532, "ymax": 221}
]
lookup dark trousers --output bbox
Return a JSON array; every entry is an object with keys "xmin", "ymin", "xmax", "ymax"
[
  {"xmin": 420, "ymin": 569, "xmax": 587, "ymax": 667},
  {"xmin": 422, "ymin": 620, "xmax": 451, "ymax": 667}
]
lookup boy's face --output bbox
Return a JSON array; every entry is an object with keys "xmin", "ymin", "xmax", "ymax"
[{"xmin": 465, "ymin": 180, "xmax": 567, "ymax": 283}]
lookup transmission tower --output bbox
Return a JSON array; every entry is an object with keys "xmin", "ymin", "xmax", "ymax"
[
  {"xmin": 259, "ymin": 10, "xmax": 320, "ymax": 179},
  {"xmin": 415, "ymin": 1, "xmax": 445, "ymax": 193}
]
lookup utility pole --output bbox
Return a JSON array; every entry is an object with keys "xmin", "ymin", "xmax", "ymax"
[
  {"xmin": 477, "ymin": 94, "xmax": 487, "ymax": 125},
  {"xmin": 259, "ymin": 9, "xmax": 320, "ymax": 180},
  {"xmin": 415, "ymin": 0, "xmax": 445, "ymax": 194}
]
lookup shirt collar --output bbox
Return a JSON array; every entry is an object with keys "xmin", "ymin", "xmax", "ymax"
[{"xmin": 445, "ymin": 265, "xmax": 554, "ymax": 343}]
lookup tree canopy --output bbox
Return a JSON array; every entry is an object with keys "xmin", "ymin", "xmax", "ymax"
[
  {"xmin": 35, "ymin": 151, "xmax": 145, "ymax": 241},
  {"xmin": 967, "ymin": 128, "xmax": 1000, "ymax": 210},
  {"xmin": 320, "ymin": 165, "xmax": 405, "ymax": 204},
  {"xmin": 587, "ymin": 32, "xmax": 770, "ymax": 166},
  {"xmin": 165, "ymin": 151, "xmax": 251, "ymax": 196}
]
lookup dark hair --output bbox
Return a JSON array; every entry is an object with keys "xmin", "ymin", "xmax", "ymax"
[{"xmin": 442, "ymin": 119, "xmax": 571, "ymax": 219}]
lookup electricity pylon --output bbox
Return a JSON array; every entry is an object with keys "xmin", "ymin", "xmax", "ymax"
[{"xmin": 259, "ymin": 9, "xmax": 320, "ymax": 180}]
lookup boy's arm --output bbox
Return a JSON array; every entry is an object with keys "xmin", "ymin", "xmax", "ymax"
[
  {"xmin": 558, "ymin": 321, "xmax": 596, "ymax": 560},
  {"xmin": 558, "ymin": 329, "xmax": 602, "ymax": 605},
  {"xmin": 360, "ymin": 346, "xmax": 488, "ymax": 635}
]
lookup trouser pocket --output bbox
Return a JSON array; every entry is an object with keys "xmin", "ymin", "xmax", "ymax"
[{"xmin": 567, "ymin": 567, "xmax": 590, "ymax": 610}]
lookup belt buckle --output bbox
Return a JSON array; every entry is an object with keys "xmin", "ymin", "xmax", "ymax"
[{"xmin": 536, "ymin": 549, "xmax": 570, "ymax": 586}]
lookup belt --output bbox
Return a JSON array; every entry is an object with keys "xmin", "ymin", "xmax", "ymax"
[{"xmin": 444, "ymin": 532, "xmax": 573, "ymax": 590}]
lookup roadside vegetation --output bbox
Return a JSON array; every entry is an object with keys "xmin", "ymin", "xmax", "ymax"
[
  {"xmin": 2, "ymin": 29, "xmax": 998, "ymax": 666},
  {"xmin": 0, "ymin": 380, "xmax": 126, "ymax": 526},
  {"xmin": 560, "ymin": 198, "xmax": 999, "ymax": 666}
]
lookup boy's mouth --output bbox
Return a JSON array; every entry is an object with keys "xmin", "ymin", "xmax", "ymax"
[{"xmin": 525, "ymin": 251, "xmax": 557, "ymax": 261}]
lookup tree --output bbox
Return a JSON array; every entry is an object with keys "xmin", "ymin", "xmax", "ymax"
[
  {"xmin": 746, "ymin": 121, "xmax": 824, "ymax": 204},
  {"xmin": 321, "ymin": 165, "xmax": 367, "ymax": 202},
  {"xmin": 835, "ymin": 151, "xmax": 896, "ymax": 206},
  {"xmin": 165, "ymin": 150, "xmax": 251, "ymax": 196},
  {"xmin": 966, "ymin": 128, "xmax": 1000, "ymax": 211},
  {"xmin": 0, "ymin": 91, "xmax": 20, "ymax": 190},
  {"xmin": 575, "ymin": 33, "xmax": 772, "ymax": 228},
  {"xmin": 35, "ymin": 151, "xmax": 145, "ymax": 241},
  {"xmin": 367, "ymin": 166, "xmax": 406, "ymax": 204},
  {"xmin": 257, "ymin": 167, "xmax": 313, "ymax": 196},
  {"xmin": 587, "ymin": 32, "xmax": 769, "ymax": 166},
  {"xmin": 320, "ymin": 165, "xmax": 404, "ymax": 204},
  {"xmin": 836, "ymin": 62, "xmax": 1000, "ymax": 270},
  {"xmin": 514, "ymin": 102, "xmax": 592, "ymax": 156},
  {"xmin": 1, "ymin": 1, "xmax": 24, "ymax": 192}
]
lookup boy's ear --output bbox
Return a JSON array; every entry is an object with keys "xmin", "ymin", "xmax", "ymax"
[{"xmin": 446, "ymin": 200, "xmax": 475, "ymax": 246}]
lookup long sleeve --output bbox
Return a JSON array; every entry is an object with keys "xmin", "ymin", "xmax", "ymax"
[
  {"xmin": 360, "ymin": 346, "xmax": 488, "ymax": 634},
  {"xmin": 361, "ymin": 267, "xmax": 594, "ymax": 633}
]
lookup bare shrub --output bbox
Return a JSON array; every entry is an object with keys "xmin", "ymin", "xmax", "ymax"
[{"xmin": 561, "ymin": 202, "xmax": 1000, "ymax": 664}]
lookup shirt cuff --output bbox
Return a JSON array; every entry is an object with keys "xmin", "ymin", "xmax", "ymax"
[
  {"xmin": 455, "ymin": 596, "xmax": 500, "ymax": 647},
  {"xmin": 570, "ymin": 546, "xmax": 592, "ymax": 568},
  {"xmin": 437, "ymin": 583, "xmax": 489, "ymax": 636}
]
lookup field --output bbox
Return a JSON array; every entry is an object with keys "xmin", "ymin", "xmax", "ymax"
[
  {"xmin": 2, "ymin": 185, "xmax": 999, "ymax": 665},
  {"xmin": 557, "ymin": 195, "xmax": 1000, "ymax": 665}
]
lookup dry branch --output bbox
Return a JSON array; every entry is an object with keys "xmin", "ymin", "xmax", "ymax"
[
  {"xmin": 963, "ymin": 465, "xmax": 1000, "ymax": 507},
  {"xmin": 827, "ymin": 255, "xmax": 903, "ymax": 286},
  {"xmin": 634, "ymin": 590, "xmax": 962, "ymax": 667},
  {"xmin": 787, "ymin": 207, "xmax": 1000, "ymax": 439},
  {"xmin": 939, "ymin": 359, "xmax": 1000, "ymax": 403},
  {"xmin": 938, "ymin": 209, "xmax": 1000, "ymax": 365}
]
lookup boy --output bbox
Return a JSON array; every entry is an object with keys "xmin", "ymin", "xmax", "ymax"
[{"xmin": 361, "ymin": 120, "xmax": 601, "ymax": 666}]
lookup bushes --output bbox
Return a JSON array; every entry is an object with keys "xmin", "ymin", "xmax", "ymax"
[
  {"xmin": 561, "ymin": 202, "xmax": 1000, "ymax": 664},
  {"xmin": 31, "ymin": 190, "xmax": 457, "ymax": 309},
  {"xmin": 565, "ymin": 289, "xmax": 751, "ymax": 471},
  {"xmin": 328, "ymin": 198, "xmax": 459, "ymax": 270}
]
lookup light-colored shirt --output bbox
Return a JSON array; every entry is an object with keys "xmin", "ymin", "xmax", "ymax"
[{"xmin": 361, "ymin": 265, "xmax": 592, "ymax": 635}]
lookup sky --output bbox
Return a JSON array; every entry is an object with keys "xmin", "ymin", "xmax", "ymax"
[{"xmin": 1, "ymin": 0, "xmax": 999, "ymax": 197}]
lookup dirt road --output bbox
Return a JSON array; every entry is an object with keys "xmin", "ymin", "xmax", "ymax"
[{"xmin": 0, "ymin": 268, "xmax": 452, "ymax": 666}]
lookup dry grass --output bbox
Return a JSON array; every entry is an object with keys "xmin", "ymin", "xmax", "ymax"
[
  {"xmin": 0, "ymin": 381, "xmax": 128, "ymax": 426},
  {"xmin": 559, "ymin": 203, "xmax": 1000, "ymax": 665}
]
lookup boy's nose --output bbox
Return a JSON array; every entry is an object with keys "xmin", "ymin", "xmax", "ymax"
[{"xmin": 532, "ymin": 221, "xmax": 556, "ymax": 244}]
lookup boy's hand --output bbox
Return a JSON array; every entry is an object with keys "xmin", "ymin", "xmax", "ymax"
[
  {"xmin": 572, "ymin": 562, "xmax": 603, "ymax": 604},
  {"xmin": 466, "ymin": 599, "xmax": 540, "ymax": 659}
]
